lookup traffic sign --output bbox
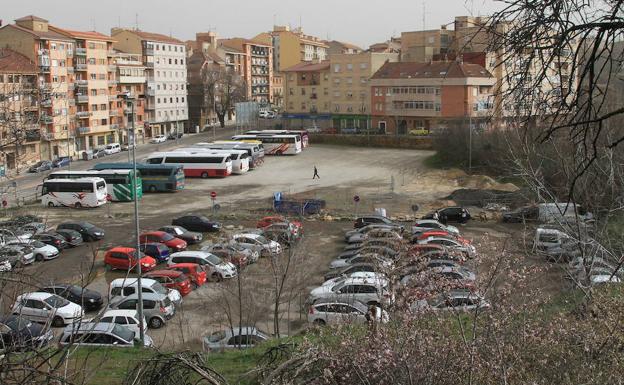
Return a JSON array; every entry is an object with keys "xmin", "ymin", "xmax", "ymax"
[
  {"xmin": 210, "ymin": 191, "xmax": 217, "ymax": 199},
  {"xmin": 353, "ymin": 195, "xmax": 360, "ymax": 203},
  {"xmin": 411, "ymin": 204, "xmax": 419, "ymax": 212},
  {"xmin": 2, "ymin": 200, "xmax": 7, "ymax": 207}
]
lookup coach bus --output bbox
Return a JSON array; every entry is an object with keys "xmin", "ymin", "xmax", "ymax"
[
  {"xmin": 39, "ymin": 177, "xmax": 108, "ymax": 208},
  {"xmin": 146, "ymin": 152, "xmax": 233, "ymax": 178},
  {"xmin": 230, "ymin": 134, "xmax": 302, "ymax": 155},
  {"xmin": 92, "ymin": 163, "xmax": 185, "ymax": 193},
  {"xmin": 46, "ymin": 170, "xmax": 143, "ymax": 202},
  {"xmin": 179, "ymin": 147, "xmax": 249, "ymax": 174},
  {"xmin": 195, "ymin": 142, "xmax": 264, "ymax": 169},
  {"xmin": 245, "ymin": 130, "xmax": 309, "ymax": 148}
]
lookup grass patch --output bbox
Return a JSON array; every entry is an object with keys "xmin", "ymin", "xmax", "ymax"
[{"xmin": 423, "ymin": 152, "xmax": 464, "ymax": 169}]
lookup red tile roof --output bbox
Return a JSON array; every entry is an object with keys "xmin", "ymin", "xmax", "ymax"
[
  {"xmin": 282, "ymin": 61, "xmax": 330, "ymax": 72},
  {"xmin": 15, "ymin": 15, "xmax": 48, "ymax": 22},
  {"xmin": 371, "ymin": 61, "xmax": 492, "ymax": 79},
  {"xmin": 2, "ymin": 24, "xmax": 74, "ymax": 42},
  {"xmin": 131, "ymin": 30, "xmax": 184, "ymax": 45},
  {"xmin": 0, "ymin": 48, "xmax": 37, "ymax": 73},
  {"xmin": 55, "ymin": 28, "xmax": 114, "ymax": 42}
]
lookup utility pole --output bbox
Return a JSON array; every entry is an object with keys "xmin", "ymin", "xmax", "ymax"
[{"xmin": 468, "ymin": 114, "xmax": 472, "ymax": 174}]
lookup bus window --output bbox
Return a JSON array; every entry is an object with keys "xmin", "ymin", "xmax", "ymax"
[
  {"xmin": 96, "ymin": 181, "xmax": 106, "ymax": 191},
  {"xmin": 147, "ymin": 158, "xmax": 163, "ymax": 164}
]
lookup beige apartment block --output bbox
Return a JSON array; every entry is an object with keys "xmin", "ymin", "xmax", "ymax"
[
  {"xmin": 255, "ymin": 26, "xmax": 328, "ymax": 72},
  {"xmin": 0, "ymin": 15, "xmax": 76, "ymax": 159},
  {"xmin": 282, "ymin": 61, "xmax": 332, "ymax": 129},
  {"xmin": 329, "ymin": 52, "xmax": 399, "ymax": 130},
  {"xmin": 401, "ymin": 27, "xmax": 453, "ymax": 62}
]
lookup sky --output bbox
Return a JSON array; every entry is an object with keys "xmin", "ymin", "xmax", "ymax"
[{"xmin": 2, "ymin": 0, "xmax": 503, "ymax": 48}]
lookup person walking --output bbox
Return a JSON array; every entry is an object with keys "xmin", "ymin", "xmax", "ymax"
[{"xmin": 313, "ymin": 166, "xmax": 320, "ymax": 179}]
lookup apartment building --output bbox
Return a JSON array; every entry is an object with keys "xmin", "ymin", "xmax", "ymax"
[
  {"xmin": 0, "ymin": 15, "xmax": 76, "ymax": 159},
  {"xmin": 112, "ymin": 28, "xmax": 188, "ymax": 137},
  {"xmin": 327, "ymin": 41, "xmax": 364, "ymax": 55},
  {"xmin": 282, "ymin": 61, "xmax": 332, "ymax": 129},
  {"xmin": 401, "ymin": 27, "xmax": 453, "ymax": 62},
  {"xmin": 186, "ymin": 49, "xmax": 224, "ymax": 129},
  {"xmin": 113, "ymin": 51, "xmax": 147, "ymax": 144},
  {"xmin": 368, "ymin": 38, "xmax": 401, "ymax": 54},
  {"xmin": 255, "ymin": 26, "xmax": 328, "ymax": 72},
  {"xmin": 0, "ymin": 49, "xmax": 41, "ymax": 172},
  {"xmin": 330, "ymin": 52, "xmax": 399, "ymax": 130},
  {"xmin": 220, "ymin": 38, "xmax": 273, "ymax": 104},
  {"xmin": 370, "ymin": 61, "xmax": 495, "ymax": 134}
]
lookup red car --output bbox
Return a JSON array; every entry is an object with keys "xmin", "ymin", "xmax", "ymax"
[
  {"xmin": 139, "ymin": 231, "xmax": 187, "ymax": 252},
  {"xmin": 167, "ymin": 263, "xmax": 207, "ymax": 288},
  {"xmin": 257, "ymin": 216, "xmax": 303, "ymax": 235},
  {"xmin": 145, "ymin": 270, "xmax": 193, "ymax": 296},
  {"xmin": 103, "ymin": 247, "xmax": 156, "ymax": 272}
]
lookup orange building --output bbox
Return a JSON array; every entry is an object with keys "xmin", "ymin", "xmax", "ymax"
[{"xmin": 370, "ymin": 60, "xmax": 495, "ymax": 134}]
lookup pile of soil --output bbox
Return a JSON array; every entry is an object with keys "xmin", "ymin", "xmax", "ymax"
[{"xmin": 446, "ymin": 188, "xmax": 532, "ymax": 208}]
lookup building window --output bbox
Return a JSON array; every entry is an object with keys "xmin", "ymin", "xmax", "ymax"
[
  {"xmin": 346, "ymin": 63, "xmax": 353, "ymax": 71},
  {"xmin": 360, "ymin": 63, "xmax": 367, "ymax": 69},
  {"xmin": 334, "ymin": 64, "xmax": 341, "ymax": 73},
  {"xmin": 91, "ymin": 90, "xmax": 97, "ymax": 96}
]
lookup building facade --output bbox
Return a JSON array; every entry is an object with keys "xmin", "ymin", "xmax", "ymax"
[
  {"xmin": 0, "ymin": 49, "xmax": 41, "ymax": 172},
  {"xmin": 220, "ymin": 38, "xmax": 273, "ymax": 104},
  {"xmin": 113, "ymin": 51, "xmax": 146, "ymax": 144},
  {"xmin": 327, "ymin": 40, "xmax": 364, "ymax": 56},
  {"xmin": 401, "ymin": 27, "xmax": 453, "ymax": 62},
  {"xmin": 282, "ymin": 61, "xmax": 332, "ymax": 129},
  {"xmin": 255, "ymin": 26, "xmax": 328, "ymax": 73},
  {"xmin": 370, "ymin": 61, "xmax": 495, "ymax": 134},
  {"xmin": 112, "ymin": 28, "xmax": 188, "ymax": 137}
]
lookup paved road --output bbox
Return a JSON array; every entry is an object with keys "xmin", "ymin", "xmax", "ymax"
[{"xmin": 0, "ymin": 126, "xmax": 239, "ymax": 205}]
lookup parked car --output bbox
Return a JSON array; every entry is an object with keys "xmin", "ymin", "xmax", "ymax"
[
  {"xmin": 411, "ymin": 220, "xmax": 461, "ymax": 236},
  {"xmin": 150, "ymin": 135, "xmax": 167, "ymax": 144},
  {"xmin": 323, "ymin": 263, "xmax": 378, "ymax": 281},
  {"xmin": 57, "ymin": 221, "xmax": 104, "ymax": 242},
  {"xmin": 502, "ymin": 206, "xmax": 539, "ymax": 223},
  {"xmin": 329, "ymin": 254, "xmax": 394, "ymax": 270},
  {"xmin": 308, "ymin": 300, "xmax": 388, "ymax": 326},
  {"xmin": 59, "ymin": 322, "xmax": 153, "ymax": 347},
  {"xmin": 202, "ymin": 243, "xmax": 259, "ymax": 264},
  {"xmin": 103, "ymin": 143, "xmax": 121, "ymax": 155},
  {"xmin": 92, "ymin": 148, "xmax": 107, "ymax": 158},
  {"xmin": 121, "ymin": 142, "xmax": 136, "ymax": 151},
  {"xmin": 1, "ymin": 245, "xmax": 35, "ymax": 266},
  {"xmin": 11, "ymin": 292, "xmax": 83, "ymax": 327},
  {"xmin": 20, "ymin": 222, "xmax": 47, "ymax": 235},
  {"xmin": 52, "ymin": 156, "xmax": 71, "ymax": 168},
  {"xmin": 308, "ymin": 277, "xmax": 392, "ymax": 307},
  {"xmin": 423, "ymin": 207, "xmax": 471, "ymax": 224},
  {"xmin": 96, "ymin": 309, "xmax": 147, "ymax": 337},
  {"xmin": 107, "ymin": 292, "xmax": 174, "ymax": 329},
  {"xmin": 158, "ymin": 225, "xmax": 203, "ymax": 244},
  {"xmin": 54, "ymin": 229, "xmax": 84, "ymax": 247},
  {"xmin": 257, "ymin": 216, "xmax": 303, "ymax": 235},
  {"xmin": 172, "ymin": 215, "xmax": 221, "ymax": 233},
  {"xmin": 201, "ymin": 244, "xmax": 248, "ymax": 268},
  {"xmin": 32, "ymin": 232, "xmax": 68, "ymax": 250},
  {"xmin": 338, "ymin": 245, "xmax": 398, "ymax": 260},
  {"xmin": 0, "ymin": 315, "xmax": 54, "ymax": 349},
  {"xmin": 28, "ymin": 160, "xmax": 53, "ymax": 173},
  {"xmin": 38, "ymin": 284, "xmax": 103, "ymax": 311},
  {"xmin": 139, "ymin": 242, "xmax": 171, "ymax": 263},
  {"xmin": 203, "ymin": 326, "xmax": 269, "ymax": 351},
  {"xmin": 139, "ymin": 231, "xmax": 187, "ymax": 252},
  {"xmin": 25, "ymin": 240, "xmax": 59, "ymax": 261},
  {"xmin": 533, "ymin": 227, "xmax": 571, "ymax": 252},
  {"xmin": 103, "ymin": 247, "xmax": 157, "ymax": 272},
  {"xmin": 347, "ymin": 228, "xmax": 403, "ymax": 244},
  {"xmin": 353, "ymin": 215, "xmax": 403, "ymax": 229},
  {"xmin": 167, "ymin": 263, "xmax": 207, "ymax": 288},
  {"xmin": 108, "ymin": 277, "xmax": 181, "ymax": 307},
  {"xmin": 0, "ymin": 228, "xmax": 32, "ymax": 243},
  {"xmin": 345, "ymin": 223, "xmax": 405, "ymax": 241},
  {"xmin": 231, "ymin": 233, "xmax": 282, "ymax": 256},
  {"xmin": 167, "ymin": 251, "xmax": 237, "ymax": 281},
  {"xmin": 322, "ymin": 271, "xmax": 387, "ymax": 288},
  {"xmin": 411, "ymin": 290, "xmax": 490, "ymax": 312},
  {"xmin": 260, "ymin": 222, "xmax": 302, "ymax": 246},
  {"xmin": 417, "ymin": 237, "xmax": 476, "ymax": 258},
  {"xmin": 167, "ymin": 132, "xmax": 184, "ymax": 140},
  {"xmin": 144, "ymin": 270, "xmax": 193, "ymax": 296}
]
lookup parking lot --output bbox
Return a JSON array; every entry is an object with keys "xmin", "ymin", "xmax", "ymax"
[{"xmin": 0, "ymin": 143, "xmax": 567, "ymax": 350}]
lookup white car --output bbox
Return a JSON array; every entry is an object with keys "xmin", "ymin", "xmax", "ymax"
[
  {"xmin": 308, "ymin": 300, "xmax": 389, "ymax": 326},
  {"xmin": 27, "ymin": 240, "xmax": 59, "ymax": 261},
  {"xmin": 167, "ymin": 251, "xmax": 237, "ymax": 280},
  {"xmin": 417, "ymin": 237, "xmax": 477, "ymax": 258},
  {"xmin": 328, "ymin": 254, "xmax": 394, "ymax": 270},
  {"xmin": 12, "ymin": 292, "xmax": 84, "ymax": 327},
  {"xmin": 104, "ymin": 143, "xmax": 121, "ymax": 155},
  {"xmin": 96, "ymin": 309, "xmax": 148, "ymax": 336},
  {"xmin": 150, "ymin": 134, "xmax": 167, "ymax": 144},
  {"xmin": 412, "ymin": 220, "xmax": 460, "ymax": 236},
  {"xmin": 231, "ymin": 233, "xmax": 282, "ymax": 256},
  {"xmin": 322, "ymin": 271, "xmax": 387, "ymax": 287},
  {"xmin": 203, "ymin": 326, "xmax": 270, "ymax": 351},
  {"xmin": 308, "ymin": 277, "xmax": 392, "ymax": 306}
]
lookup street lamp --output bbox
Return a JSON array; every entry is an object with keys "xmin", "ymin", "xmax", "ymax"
[{"xmin": 119, "ymin": 92, "xmax": 145, "ymax": 344}]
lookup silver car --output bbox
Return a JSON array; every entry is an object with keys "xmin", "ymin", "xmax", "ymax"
[
  {"xmin": 107, "ymin": 292, "xmax": 174, "ymax": 329},
  {"xmin": 411, "ymin": 290, "xmax": 490, "ymax": 312},
  {"xmin": 344, "ymin": 224, "xmax": 405, "ymax": 241},
  {"xmin": 203, "ymin": 326, "xmax": 269, "ymax": 351},
  {"xmin": 308, "ymin": 300, "xmax": 388, "ymax": 326},
  {"xmin": 308, "ymin": 277, "xmax": 392, "ymax": 306},
  {"xmin": 59, "ymin": 322, "xmax": 153, "ymax": 347}
]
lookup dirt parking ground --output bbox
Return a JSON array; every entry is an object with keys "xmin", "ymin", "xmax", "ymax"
[{"xmin": 1, "ymin": 144, "xmax": 563, "ymax": 350}]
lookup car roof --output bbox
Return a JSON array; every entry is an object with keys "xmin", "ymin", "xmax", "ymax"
[
  {"xmin": 20, "ymin": 292, "xmax": 53, "ymax": 300},
  {"xmin": 214, "ymin": 326, "xmax": 262, "ymax": 338},
  {"xmin": 63, "ymin": 322, "xmax": 114, "ymax": 333},
  {"xmin": 141, "ymin": 242, "xmax": 165, "ymax": 247},
  {"xmin": 142, "ymin": 231, "xmax": 166, "ymax": 236},
  {"xmin": 171, "ymin": 251, "xmax": 212, "ymax": 258},
  {"xmin": 146, "ymin": 270, "xmax": 183, "ymax": 278},
  {"xmin": 168, "ymin": 262, "xmax": 199, "ymax": 268},
  {"xmin": 116, "ymin": 292, "xmax": 166, "ymax": 301},
  {"xmin": 110, "ymin": 277, "xmax": 157, "ymax": 286},
  {"xmin": 107, "ymin": 247, "xmax": 136, "ymax": 253},
  {"xmin": 102, "ymin": 309, "xmax": 139, "ymax": 317},
  {"xmin": 340, "ymin": 277, "xmax": 386, "ymax": 286}
]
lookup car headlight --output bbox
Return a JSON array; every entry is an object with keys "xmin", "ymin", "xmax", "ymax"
[{"xmin": 88, "ymin": 298, "xmax": 96, "ymax": 302}]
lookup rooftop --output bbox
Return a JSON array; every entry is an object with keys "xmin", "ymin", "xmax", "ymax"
[
  {"xmin": 371, "ymin": 61, "xmax": 492, "ymax": 79},
  {"xmin": 1, "ymin": 23, "xmax": 74, "ymax": 42},
  {"xmin": 0, "ymin": 48, "xmax": 38, "ymax": 73},
  {"xmin": 282, "ymin": 61, "xmax": 330, "ymax": 72},
  {"xmin": 55, "ymin": 28, "xmax": 115, "ymax": 42},
  {"xmin": 113, "ymin": 29, "xmax": 184, "ymax": 45}
]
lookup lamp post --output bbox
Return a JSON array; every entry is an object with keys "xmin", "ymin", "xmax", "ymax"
[{"xmin": 120, "ymin": 92, "xmax": 145, "ymax": 344}]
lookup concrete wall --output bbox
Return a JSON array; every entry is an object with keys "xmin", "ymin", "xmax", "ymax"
[{"xmin": 310, "ymin": 133, "xmax": 433, "ymax": 150}]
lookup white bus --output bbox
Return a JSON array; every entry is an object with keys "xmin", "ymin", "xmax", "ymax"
[
  {"xmin": 39, "ymin": 177, "xmax": 108, "ymax": 208},
  {"xmin": 230, "ymin": 134, "xmax": 302, "ymax": 155},
  {"xmin": 146, "ymin": 152, "xmax": 233, "ymax": 178},
  {"xmin": 244, "ymin": 130, "xmax": 310, "ymax": 148},
  {"xmin": 45, "ymin": 170, "xmax": 143, "ymax": 202},
  {"xmin": 201, "ymin": 141, "xmax": 265, "ymax": 168},
  {"xmin": 180, "ymin": 147, "xmax": 250, "ymax": 174}
]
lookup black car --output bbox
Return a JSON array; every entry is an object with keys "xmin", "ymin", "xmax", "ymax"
[
  {"xmin": 171, "ymin": 215, "xmax": 221, "ymax": 233},
  {"xmin": 32, "ymin": 232, "xmax": 68, "ymax": 250},
  {"xmin": 502, "ymin": 206, "xmax": 539, "ymax": 223},
  {"xmin": 353, "ymin": 215, "xmax": 398, "ymax": 229},
  {"xmin": 323, "ymin": 263, "xmax": 377, "ymax": 281},
  {"xmin": 167, "ymin": 132, "xmax": 184, "ymax": 140},
  {"xmin": 28, "ymin": 160, "xmax": 52, "ymax": 173},
  {"xmin": 55, "ymin": 229, "xmax": 84, "ymax": 247},
  {"xmin": 0, "ymin": 315, "xmax": 53, "ymax": 350},
  {"xmin": 158, "ymin": 225, "xmax": 203, "ymax": 244},
  {"xmin": 38, "ymin": 284, "xmax": 103, "ymax": 311},
  {"xmin": 423, "ymin": 207, "xmax": 471, "ymax": 224},
  {"xmin": 57, "ymin": 221, "xmax": 104, "ymax": 241}
]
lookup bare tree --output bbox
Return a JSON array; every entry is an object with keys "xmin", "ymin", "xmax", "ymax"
[{"xmin": 201, "ymin": 65, "xmax": 247, "ymax": 128}]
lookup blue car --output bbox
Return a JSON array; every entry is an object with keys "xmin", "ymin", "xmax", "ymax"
[
  {"xmin": 139, "ymin": 242, "xmax": 170, "ymax": 263},
  {"xmin": 52, "ymin": 156, "xmax": 72, "ymax": 168}
]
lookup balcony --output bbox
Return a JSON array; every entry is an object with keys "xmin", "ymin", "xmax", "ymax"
[
  {"xmin": 109, "ymin": 110, "xmax": 119, "ymax": 116},
  {"xmin": 67, "ymin": 50, "xmax": 74, "ymax": 57},
  {"xmin": 75, "ymin": 80, "xmax": 88, "ymax": 88},
  {"xmin": 41, "ymin": 99, "xmax": 52, "ymax": 107},
  {"xmin": 67, "ymin": 67, "xmax": 74, "ymax": 74},
  {"xmin": 107, "ymin": 79, "xmax": 119, "ymax": 87},
  {"xmin": 145, "ymin": 48, "xmax": 154, "ymax": 56},
  {"xmin": 107, "ymin": 50, "xmax": 115, "ymax": 57},
  {"xmin": 108, "ymin": 65, "xmax": 117, "ymax": 72},
  {"xmin": 68, "ymin": 99, "xmax": 76, "ymax": 106},
  {"xmin": 77, "ymin": 95, "xmax": 89, "ymax": 103},
  {"xmin": 41, "ymin": 132, "xmax": 53, "ymax": 141},
  {"xmin": 76, "ymin": 63, "xmax": 87, "ymax": 71},
  {"xmin": 110, "ymin": 123, "xmax": 120, "ymax": 130},
  {"xmin": 25, "ymin": 129, "xmax": 41, "ymax": 142},
  {"xmin": 39, "ymin": 65, "xmax": 50, "ymax": 73},
  {"xmin": 77, "ymin": 126, "xmax": 90, "ymax": 134},
  {"xmin": 109, "ymin": 95, "xmax": 119, "ymax": 102},
  {"xmin": 38, "ymin": 49, "xmax": 49, "ymax": 56},
  {"xmin": 145, "ymin": 62, "xmax": 154, "ymax": 68},
  {"xmin": 76, "ymin": 111, "xmax": 90, "ymax": 118},
  {"xmin": 76, "ymin": 48, "xmax": 87, "ymax": 56},
  {"xmin": 146, "ymin": 89, "xmax": 156, "ymax": 96},
  {"xmin": 41, "ymin": 115, "xmax": 54, "ymax": 124}
]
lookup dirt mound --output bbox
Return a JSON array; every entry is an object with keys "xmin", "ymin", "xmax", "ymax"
[{"xmin": 446, "ymin": 188, "xmax": 530, "ymax": 208}]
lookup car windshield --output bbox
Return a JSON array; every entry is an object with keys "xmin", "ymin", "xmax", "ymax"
[
  {"xmin": 44, "ymin": 295, "xmax": 69, "ymax": 308},
  {"xmin": 161, "ymin": 233, "xmax": 175, "ymax": 241},
  {"xmin": 351, "ymin": 301, "xmax": 369, "ymax": 313},
  {"xmin": 80, "ymin": 222, "xmax": 94, "ymax": 229},
  {"xmin": 5, "ymin": 317, "xmax": 32, "ymax": 330},
  {"xmin": 206, "ymin": 254, "xmax": 222, "ymax": 265},
  {"xmin": 255, "ymin": 235, "xmax": 268, "ymax": 243},
  {"xmin": 113, "ymin": 323, "xmax": 135, "ymax": 342},
  {"xmin": 209, "ymin": 330, "xmax": 226, "ymax": 342},
  {"xmin": 151, "ymin": 282, "xmax": 168, "ymax": 295},
  {"xmin": 31, "ymin": 240, "xmax": 46, "ymax": 248},
  {"xmin": 172, "ymin": 227, "xmax": 184, "ymax": 235},
  {"xmin": 69, "ymin": 286, "xmax": 84, "ymax": 296}
]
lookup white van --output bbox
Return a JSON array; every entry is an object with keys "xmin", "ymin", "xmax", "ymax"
[
  {"xmin": 98, "ymin": 309, "xmax": 148, "ymax": 336},
  {"xmin": 108, "ymin": 278, "xmax": 182, "ymax": 306},
  {"xmin": 104, "ymin": 143, "xmax": 121, "ymax": 155},
  {"xmin": 537, "ymin": 203, "xmax": 593, "ymax": 224}
]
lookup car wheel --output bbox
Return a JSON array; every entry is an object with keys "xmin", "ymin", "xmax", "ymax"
[
  {"xmin": 201, "ymin": 172, "xmax": 209, "ymax": 179},
  {"xmin": 35, "ymin": 254, "xmax": 44, "ymax": 262},
  {"xmin": 211, "ymin": 272, "xmax": 223, "ymax": 282},
  {"xmin": 313, "ymin": 319, "xmax": 326, "ymax": 326},
  {"xmin": 47, "ymin": 202, "xmax": 55, "ymax": 207},
  {"xmin": 149, "ymin": 185, "xmax": 157, "ymax": 193},
  {"xmin": 149, "ymin": 317, "xmax": 163, "ymax": 329},
  {"xmin": 74, "ymin": 202, "xmax": 82, "ymax": 208},
  {"xmin": 52, "ymin": 316, "xmax": 65, "ymax": 327}
]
